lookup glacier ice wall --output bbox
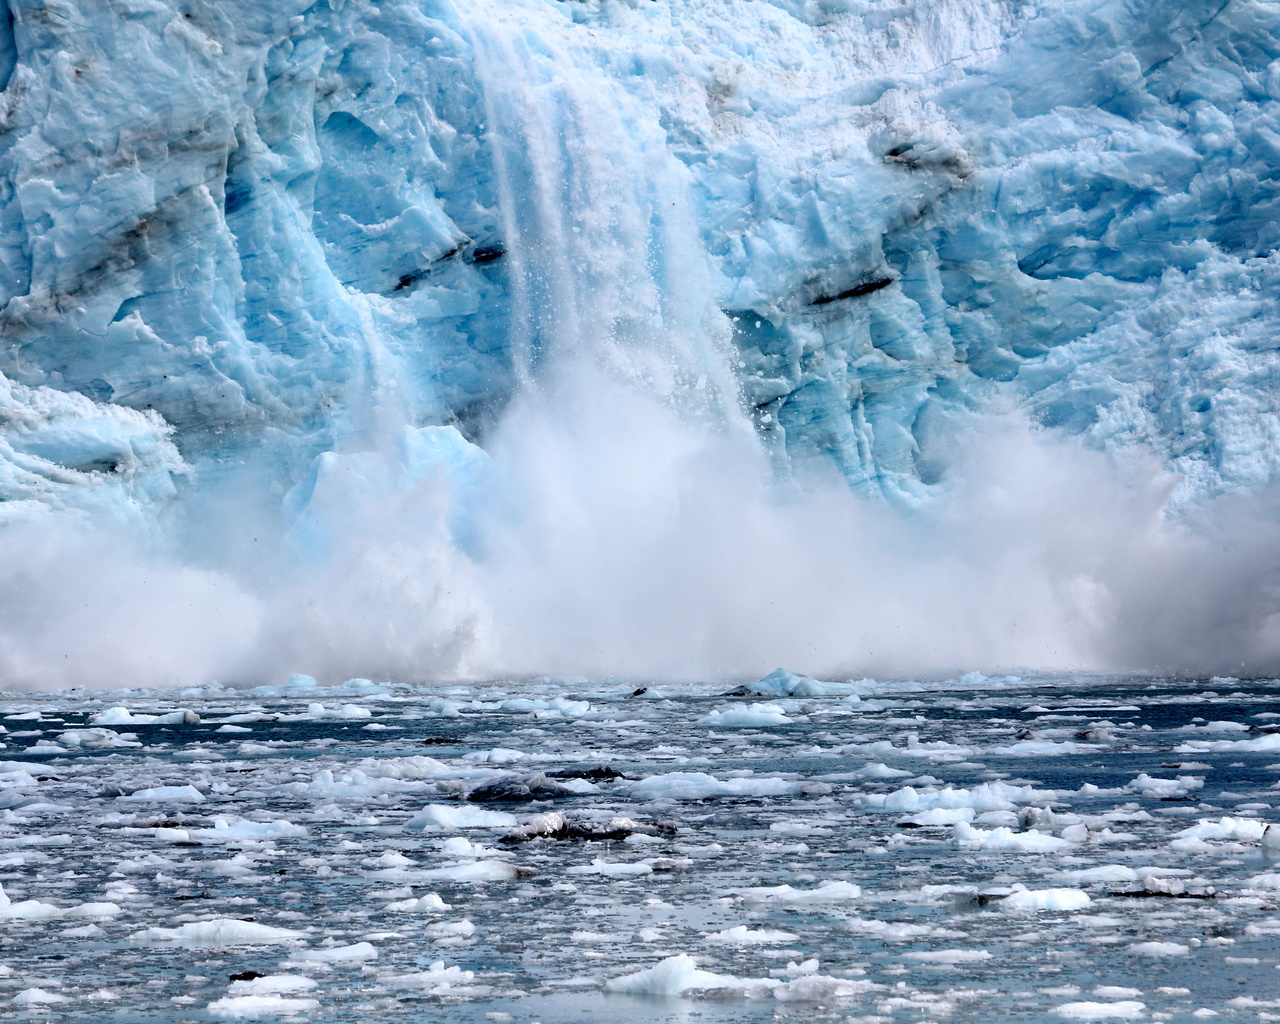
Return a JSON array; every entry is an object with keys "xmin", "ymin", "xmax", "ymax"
[{"xmin": 1, "ymin": 0, "xmax": 1279, "ymax": 686}]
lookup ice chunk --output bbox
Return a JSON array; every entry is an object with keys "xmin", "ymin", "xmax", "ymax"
[
  {"xmin": 0, "ymin": 883, "xmax": 120, "ymax": 920},
  {"xmin": 704, "ymin": 925, "xmax": 800, "ymax": 944},
  {"xmin": 227, "ymin": 976, "xmax": 316, "ymax": 996},
  {"xmin": 566, "ymin": 858, "xmax": 653, "ymax": 877},
  {"xmin": 1055, "ymin": 1001, "xmax": 1146, "ymax": 1019},
  {"xmin": 953, "ymin": 822, "xmax": 1074, "ymax": 852},
  {"xmin": 304, "ymin": 702, "xmax": 372, "ymax": 720},
  {"xmin": 292, "ymin": 942, "xmax": 378, "ymax": 962},
  {"xmin": 55, "ymin": 728, "xmax": 140, "ymax": 748},
  {"xmin": 604, "ymin": 954, "xmax": 778, "ymax": 997},
  {"xmin": 621, "ymin": 772, "xmax": 804, "ymax": 801},
  {"xmin": 384, "ymin": 961, "xmax": 487, "ymax": 997},
  {"xmin": 1128, "ymin": 941, "xmax": 1190, "ymax": 956},
  {"xmin": 902, "ymin": 949, "xmax": 994, "ymax": 963},
  {"xmin": 1001, "ymin": 889, "xmax": 1091, "ymax": 911},
  {"xmin": 207, "ymin": 995, "xmax": 321, "ymax": 1017},
  {"xmin": 1057, "ymin": 865, "xmax": 1139, "ymax": 884},
  {"xmin": 90, "ymin": 707, "xmax": 199, "ymax": 725},
  {"xmin": 370, "ymin": 860, "xmax": 522, "ymax": 882},
  {"xmin": 425, "ymin": 919, "xmax": 476, "ymax": 939},
  {"xmin": 130, "ymin": 919, "xmax": 306, "ymax": 947},
  {"xmin": 700, "ymin": 703, "xmax": 792, "ymax": 727},
  {"xmin": 384, "ymin": 885, "xmax": 450, "ymax": 911},
  {"xmin": 406, "ymin": 805, "xmax": 519, "ymax": 830},
  {"xmin": 1172, "ymin": 817, "xmax": 1268, "ymax": 842},
  {"xmin": 739, "ymin": 881, "xmax": 861, "ymax": 903},
  {"xmin": 186, "ymin": 819, "xmax": 307, "ymax": 842},
  {"xmin": 118, "ymin": 785, "xmax": 205, "ymax": 802},
  {"xmin": 12, "ymin": 988, "xmax": 68, "ymax": 1005}
]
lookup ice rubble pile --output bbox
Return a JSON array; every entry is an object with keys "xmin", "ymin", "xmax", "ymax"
[{"xmin": 0, "ymin": 0, "xmax": 1275, "ymax": 521}]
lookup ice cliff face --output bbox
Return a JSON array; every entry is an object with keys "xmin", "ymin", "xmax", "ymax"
[
  {"xmin": 2, "ymin": 0, "xmax": 1277, "ymax": 516},
  {"xmin": 1, "ymin": 0, "xmax": 1279, "ymax": 684}
]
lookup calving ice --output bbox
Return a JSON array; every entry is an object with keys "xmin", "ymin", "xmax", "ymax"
[{"xmin": 0, "ymin": 0, "xmax": 1276, "ymax": 684}]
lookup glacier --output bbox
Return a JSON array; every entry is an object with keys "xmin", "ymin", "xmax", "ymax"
[{"xmin": 0, "ymin": 0, "xmax": 1279, "ymax": 686}]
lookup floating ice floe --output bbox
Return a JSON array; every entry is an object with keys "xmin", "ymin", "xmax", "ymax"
[
  {"xmin": 566, "ymin": 858, "xmax": 653, "ymax": 877},
  {"xmin": 292, "ymin": 942, "xmax": 378, "ymax": 962},
  {"xmin": 131, "ymin": 919, "xmax": 307, "ymax": 947},
  {"xmin": 406, "ymin": 804, "xmax": 519, "ymax": 830},
  {"xmin": 207, "ymin": 994, "xmax": 321, "ymax": 1018},
  {"xmin": 271, "ymin": 769, "xmax": 430, "ymax": 800},
  {"xmin": 1128, "ymin": 941, "xmax": 1190, "ymax": 956},
  {"xmin": 1056, "ymin": 865, "xmax": 1139, "ymax": 884},
  {"xmin": 117, "ymin": 784, "xmax": 205, "ymax": 802},
  {"xmin": 1171, "ymin": 817, "xmax": 1270, "ymax": 842},
  {"xmin": 700, "ymin": 703, "xmax": 794, "ymax": 727},
  {"xmin": 303, "ymin": 702, "xmax": 372, "ymax": 720},
  {"xmin": 727, "ymin": 668, "xmax": 869, "ymax": 698},
  {"xmin": 620, "ymin": 772, "xmax": 804, "ymax": 801},
  {"xmin": 385, "ymin": 893, "xmax": 450, "ymax": 912},
  {"xmin": 859, "ymin": 781, "xmax": 1055, "ymax": 813},
  {"xmin": 604, "ymin": 954, "xmax": 779, "ymax": 997},
  {"xmin": 207, "ymin": 975, "xmax": 319, "ymax": 1019},
  {"xmin": 0, "ymin": 883, "xmax": 120, "ymax": 921},
  {"xmin": 1055, "ymin": 1000, "xmax": 1146, "ymax": 1019},
  {"xmin": 186, "ymin": 819, "xmax": 308, "ymax": 842},
  {"xmin": 90, "ymin": 707, "xmax": 200, "ymax": 725},
  {"xmin": 605, "ymin": 953, "xmax": 874, "ymax": 1001},
  {"xmin": 382, "ymin": 961, "xmax": 488, "ymax": 997},
  {"xmin": 55, "ymin": 728, "xmax": 140, "ymax": 748},
  {"xmin": 953, "ymin": 822, "xmax": 1074, "ymax": 852},
  {"xmin": 704, "ymin": 925, "xmax": 800, "ymax": 944},
  {"xmin": 738, "ymin": 881, "xmax": 862, "ymax": 903},
  {"xmin": 367, "ymin": 859, "xmax": 522, "ymax": 883},
  {"xmin": 901, "ymin": 949, "xmax": 993, "ymax": 963},
  {"xmin": 12, "ymin": 988, "xmax": 67, "ymax": 1005},
  {"xmin": 1000, "ymin": 888, "xmax": 1091, "ymax": 911}
]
